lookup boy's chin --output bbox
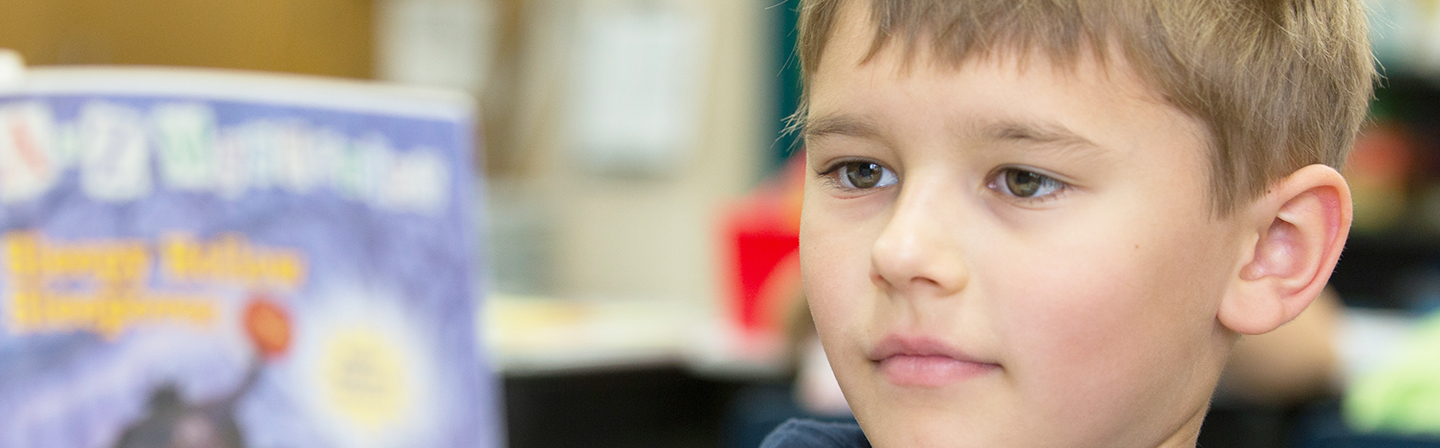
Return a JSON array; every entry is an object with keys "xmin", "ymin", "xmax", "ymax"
[
  {"xmin": 856, "ymin": 400, "xmax": 1207, "ymax": 448},
  {"xmin": 849, "ymin": 390, "xmax": 1017, "ymax": 447},
  {"xmin": 857, "ymin": 411, "xmax": 1006, "ymax": 448}
]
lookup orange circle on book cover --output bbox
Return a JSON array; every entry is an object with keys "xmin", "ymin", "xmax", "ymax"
[{"xmin": 245, "ymin": 296, "xmax": 292, "ymax": 358}]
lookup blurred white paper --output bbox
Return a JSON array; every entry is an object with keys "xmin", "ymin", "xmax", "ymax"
[
  {"xmin": 568, "ymin": 3, "xmax": 707, "ymax": 176},
  {"xmin": 0, "ymin": 49, "xmax": 23, "ymax": 88},
  {"xmin": 377, "ymin": 0, "xmax": 494, "ymax": 92}
]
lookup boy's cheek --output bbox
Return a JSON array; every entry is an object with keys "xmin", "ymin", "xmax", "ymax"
[
  {"xmin": 799, "ymin": 248, "xmax": 870, "ymax": 332},
  {"xmin": 799, "ymin": 218, "xmax": 888, "ymax": 388},
  {"xmin": 995, "ymin": 223, "xmax": 1231, "ymax": 415},
  {"xmin": 799, "ymin": 227, "xmax": 865, "ymax": 321},
  {"xmin": 798, "ymin": 200, "xmax": 888, "ymax": 305}
]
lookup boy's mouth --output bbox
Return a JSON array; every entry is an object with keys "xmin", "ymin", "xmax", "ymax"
[{"xmin": 868, "ymin": 336, "xmax": 1001, "ymax": 387}]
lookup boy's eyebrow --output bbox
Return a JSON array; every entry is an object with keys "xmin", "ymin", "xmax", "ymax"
[
  {"xmin": 978, "ymin": 118, "xmax": 1109, "ymax": 158},
  {"xmin": 803, "ymin": 113, "xmax": 1110, "ymax": 158},
  {"xmin": 982, "ymin": 118, "xmax": 1095, "ymax": 148},
  {"xmin": 803, "ymin": 113, "xmax": 883, "ymax": 140}
]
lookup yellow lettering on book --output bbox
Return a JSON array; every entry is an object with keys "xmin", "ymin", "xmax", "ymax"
[
  {"xmin": 162, "ymin": 233, "xmax": 306, "ymax": 289},
  {"xmin": 0, "ymin": 231, "xmax": 307, "ymax": 340},
  {"xmin": 4, "ymin": 286, "xmax": 216, "ymax": 339},
  {"xmin": 2, "ymin": 232, "xmax": 150, "ymax": 283}
]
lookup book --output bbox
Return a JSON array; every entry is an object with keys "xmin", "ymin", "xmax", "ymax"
[{"xmin": 0, "ymin": 66, "xmax": 496, "ymax": 448}]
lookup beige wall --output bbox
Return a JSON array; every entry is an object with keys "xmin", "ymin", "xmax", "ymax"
[{"xmin": 492, "ymin": 0, "xmax": 768, "ymax": 305}]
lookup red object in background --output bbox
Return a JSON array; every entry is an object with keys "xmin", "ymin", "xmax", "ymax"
[
  {"xmin": 1350, "ymin": 123, "xmax": 1415, "ymax": 183},
  {"xmin": 725, "ymin": 158, "xmax": 806, "ymax": 333},
  {"xmin": 729, "ymin": 207, "xmax": 800, "ymax": 332},
  {"xmin": 244, "ymin": 296, "xmax": 292, "ymax": 359}
]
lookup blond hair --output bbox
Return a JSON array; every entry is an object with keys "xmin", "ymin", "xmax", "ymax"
[{"xmin": 795, "ymin": 0, "xmax": 1376, "ymax": 215}]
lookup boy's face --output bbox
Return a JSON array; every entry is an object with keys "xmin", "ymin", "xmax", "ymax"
[{"xmin": 800, "ymin": 6, "xmax": 1248, "ymax": 448}]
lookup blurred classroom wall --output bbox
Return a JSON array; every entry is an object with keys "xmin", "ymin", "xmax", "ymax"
[
  {"xmin": 485, "ymin": 0, "xmax": 768, "ymax": 308},
  {"xmin": 0, "ymin": 0, "xmax": 775, "ymax": 310}
]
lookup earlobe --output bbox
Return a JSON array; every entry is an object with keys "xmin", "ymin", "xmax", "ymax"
[{"xmin": 1219, "ymin": 164, "xmax": 1351, "ymax": 335}]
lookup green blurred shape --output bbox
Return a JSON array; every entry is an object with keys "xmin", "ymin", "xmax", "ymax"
[{"xmin": 1346, "ymin": 310, "xmax": 1440, "ymax": 435}]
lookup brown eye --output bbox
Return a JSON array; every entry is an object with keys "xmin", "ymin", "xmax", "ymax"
[
  {"xmin": 838, "ymin": 161, "xmax": 897, "ymax": 189},
  {"xmin": 1005, "ymin": 170, "xmax": 1042, "ymax": 197},
  {"xmin": 997, "ymin": 168, "xmax": 1065, "ymax": 199}
]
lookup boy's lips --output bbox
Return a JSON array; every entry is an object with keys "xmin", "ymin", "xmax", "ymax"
[{"xmin": 869, "ymin": 336, "xmax": 1000, "ymax": 387}]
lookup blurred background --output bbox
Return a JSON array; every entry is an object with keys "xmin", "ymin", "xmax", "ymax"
[{"xmin": 2, "ymin": 0, "xmax": 1440, "ymax": 447}]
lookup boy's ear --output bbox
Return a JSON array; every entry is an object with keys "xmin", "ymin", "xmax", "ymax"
[{"xmin": 1219, "ymin": 164, "xmax": 1352, "ymax": 336}]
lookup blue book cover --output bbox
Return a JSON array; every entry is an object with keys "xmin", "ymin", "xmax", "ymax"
[{"xmin": 0, "ymin": 67, "xmax": 496, "ymax": 448}]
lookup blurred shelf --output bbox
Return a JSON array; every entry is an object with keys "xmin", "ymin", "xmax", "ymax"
[{"xmin": 483, "ymin": 294, "xmax": 790, "ymax": 378}]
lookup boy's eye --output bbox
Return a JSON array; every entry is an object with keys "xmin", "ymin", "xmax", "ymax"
[
  {"xmin": 993, "ymin": 168, "xmax": 1065, "ymax": 199},
  {"xmin": 835, "ymin": 161, "xmax": 898, "ymax": 189}
]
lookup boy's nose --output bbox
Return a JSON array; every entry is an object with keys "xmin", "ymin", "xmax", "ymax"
[{"xmin": 870, "ymin": 183, "xmax": 969, "ymax": 299}]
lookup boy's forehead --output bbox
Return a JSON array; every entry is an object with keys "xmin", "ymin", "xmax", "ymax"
[
  {"xmin": 806, "ymin": 3, "xmax": 1212, "ymax": 184},
  {"xmin": 812, "ymin": 0, "xmax": 1170, "ymax": 111},
  {"xmin": 810, "ymin": 26, "xmax": 1170, "ymax": 137}
]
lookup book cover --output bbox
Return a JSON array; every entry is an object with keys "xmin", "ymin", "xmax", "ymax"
[{"xmin": 0, "ymin": 67, "xmax": 495, "ymax": 448}]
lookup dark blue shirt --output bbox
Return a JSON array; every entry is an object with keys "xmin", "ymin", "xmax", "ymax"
[{"xmin": 760, "ymin": 419, "xmax": 871, "ymax": 448}]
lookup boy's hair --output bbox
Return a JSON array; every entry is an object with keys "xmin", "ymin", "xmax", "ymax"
[{"xmin": 794, "ymin": 0, "xmax": 1376, "ymax": 215}]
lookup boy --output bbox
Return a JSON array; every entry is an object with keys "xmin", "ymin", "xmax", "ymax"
[{"xmin": 763, "ymin": 0, "xmax": 1373, "ymax": 447}]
